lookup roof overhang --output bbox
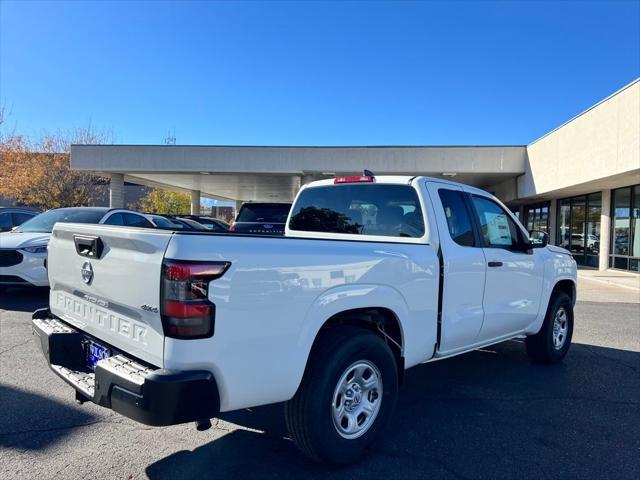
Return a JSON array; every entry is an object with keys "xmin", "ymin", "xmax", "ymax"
[{"xmin": 71, "ymin": 144, "xmax": 527, "ymax": 202}]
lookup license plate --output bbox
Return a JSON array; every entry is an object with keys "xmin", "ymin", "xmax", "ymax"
[{"xmin": 85, "ymin": 339, "xmax": 111, "ymax": 370}]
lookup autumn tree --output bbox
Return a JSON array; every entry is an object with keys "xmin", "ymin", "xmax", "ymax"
[
  {"xmin": 0, "ymin": 106, "xmax": 112, "ymax": 210},
  {"xmin": 136, "ymin": 188, "xmax": 191, "ymax": 215}
]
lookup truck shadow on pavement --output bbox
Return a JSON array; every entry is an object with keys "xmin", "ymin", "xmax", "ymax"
[
  {"xmin": 0, "ymin": 384, "xmax": 97, "ymax": 450},
  {"xmin": 146, "ymin": 340, "xmax": 640, "ymax": 480},
  {"xmin": 0, "ymin": 287, "xmax": 49, "ymax": 313}
]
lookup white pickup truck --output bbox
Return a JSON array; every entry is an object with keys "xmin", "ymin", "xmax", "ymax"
[{"xmin": 33, "ymin": 174, "xmax": 577, "ymax": 464}]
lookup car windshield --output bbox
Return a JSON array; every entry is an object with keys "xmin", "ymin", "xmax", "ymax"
[
  {"xmin": 15, "ymin": 209, "xmax": 107, "ymax": 233},
  {"xmin": 237, "ymin": 204, "xmax": 291, "ymax": 223}
]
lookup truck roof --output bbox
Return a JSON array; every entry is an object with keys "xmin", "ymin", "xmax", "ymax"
[{"xmin": 304, "ymin": 175, "xmax": 475, "ymax": 190}]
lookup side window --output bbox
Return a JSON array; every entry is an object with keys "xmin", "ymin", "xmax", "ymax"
[
  {"xmin": 0, "ymin": 212, "xmax": 12, "ymax": 231},
  {"xmin": 471, "ymin": 195, "xmax": 521, "ymax": 249},
  {"xmin": 103, "ymin": 213, "xmax": 124, "ymax": 225},
  {"xmin": 12, "ymin": 212, "xmax": 35, "ymax": 225},
  {"xmin": 124, "ymin": 213, "xmax": 152, "ymax": 228},
  {"xmin": 438, "ymin": 189, "xmax": 475, "ymax": 247}
]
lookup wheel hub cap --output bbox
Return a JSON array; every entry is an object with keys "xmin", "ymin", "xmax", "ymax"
[
  {"xmin": 552, "ymin": 307, "xmax": 568, "ymax": 350},
  {"xmin": 332, "ymin": 360, "xmax": 383, "ymax": 440}
]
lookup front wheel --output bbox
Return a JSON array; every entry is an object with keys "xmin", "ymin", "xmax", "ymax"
[
  {"xmin": 526, "ymin": 292, "xmax": 574, "ymax": 363},
  {"xmin": 285, "ymin": 326, "xmax": 398, "ymax": 464}
]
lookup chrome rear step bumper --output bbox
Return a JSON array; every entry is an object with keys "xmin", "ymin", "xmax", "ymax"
[{"xmin": 32, "ymin": 308, "xmax": 220, "ymax": 426}]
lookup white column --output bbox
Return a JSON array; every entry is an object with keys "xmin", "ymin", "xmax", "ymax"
[
  {"xmin": 599, "ymin": 189, "xmax": 611, "ymax": 271},
  {"xmin": 190, "ymin": 190, "xmax": 201, "ymax": 215},
  {"xmin": 235, "ymin": 200, "xmax": 243, "ymax": 219},
  {"xmin": 294, "ymin": 174, "xmax": 319, "ymax": 197},
  {"xmin": 109, "ymin": 173, "xmax": 125, "ymax": 208},
  {"xmin": 548, "ymin": 199, "xmax": 557, "ymax": 245}
]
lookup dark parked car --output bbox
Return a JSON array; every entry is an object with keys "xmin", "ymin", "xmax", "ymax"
[
  {"xmin": 144, "ymin": 214, "xmax": 190, "ymax": 230},
  {"xmin": 0, "ymin": 207, "xmax": 40, "ymax": 232},
  {"xmin": 177, "ymin": 215, "xmax": 229, "ymax": 232},
  {"xmin": 169, "ymin": 216, "xmax": 210, "ymax": 231},
  {"xmin": 230, "ymin": 202, "xmax": 292, "ymax": 235}
]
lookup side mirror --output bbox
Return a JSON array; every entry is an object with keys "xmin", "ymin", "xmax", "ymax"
[{"xmin": 529, "ymin": 230, "xmax": 549, "ymax": 248}]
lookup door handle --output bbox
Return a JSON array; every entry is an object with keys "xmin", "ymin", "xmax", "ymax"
[{"xmin": 488, "ymin": 261, "xmax": 503, "ymax": 267}]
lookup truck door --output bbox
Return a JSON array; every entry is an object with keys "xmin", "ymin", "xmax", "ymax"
[
  {"xmin": 467, "ymin": 193, "xmax": 544, "ymax": 341},
  {"xmin": 425, "ymin": 182, "xmax": 486, "ymax": 354}
]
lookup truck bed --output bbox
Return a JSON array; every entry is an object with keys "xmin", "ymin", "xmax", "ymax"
[{"xmin": 46, "ymin": 223, "xmax": 439, "ymax": 410}]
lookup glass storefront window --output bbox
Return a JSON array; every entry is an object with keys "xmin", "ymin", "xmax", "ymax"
[
  {"xmin": 540, "ymin": 206, "xmax": 549, "ymax": 233},
  {"xmin": 585, "ymin": 192, "xmax": 601, "ymax": 267},
  {"xmin": 570, "ymin": 196, "xmax": 586, "ymax": 258},
  {"xmin": 612, "ymin": 188, "xmax": 630, "ymax": 256},
  {"xmin": 632, "ymin": 188, "xmax": 640, "ymax": 259},
  {"xmin": 610, "ymin": 185, "xmax": 640, "ymax": 272},
  {"xmin": 557, "ymin": 199, "xmax": 571, "ymax": 250},
  {"xmin": 555, "ymin": 193, "xmax": 602, "ymax": 267},
  {"xmin": 524, "ymin": 202, "xmax": 550, "ymax": 234}
]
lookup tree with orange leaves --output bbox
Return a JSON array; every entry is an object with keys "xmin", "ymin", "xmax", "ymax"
[{"xmin": 0, "ymin": 105, "xmax": 112, "ymax": 210}]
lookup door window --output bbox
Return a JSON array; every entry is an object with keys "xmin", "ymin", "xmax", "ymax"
[
  {"xmin": 471, "ymin": 196, "xmax": 522, "ymax": 249},
  {"xmin": 0, "ymin": 212, "xmax": 12, "ymax": 232},
  {"xmin": 437, "ymin": 189, "xmax": 475, "ymax": 247},
  {"xmin": 123, "ymin": 213, "xmax": 152, "ymax": 228},
  {"xmin": 12, "ymin": 212, "xmax": 35, "ymax": 225},
  {"xmin": 103, "ymin": 213, "xmax": 125, "ymax": 225}
]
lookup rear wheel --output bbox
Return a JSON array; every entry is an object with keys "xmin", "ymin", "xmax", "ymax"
[
  {"xmin": 526, "ymin": 292, "xmax": 574, "ymax": 363},
  {"xmin": 285, "ymin": 326, "xmax": 398, "ymax": 464}
]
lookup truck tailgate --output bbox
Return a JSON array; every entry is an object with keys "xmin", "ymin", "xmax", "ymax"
[{"xmin": 47, "ymin": 223, "xmax": 173, "ymax": 367}]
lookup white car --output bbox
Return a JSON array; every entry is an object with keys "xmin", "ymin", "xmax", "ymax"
[
  {"xmin": 0, "ymin": 207, "xmax": 168, "ymax": 289},
  {"xmin": 33, "ymin": 175, "xmax": 577, "ymax": 464}
]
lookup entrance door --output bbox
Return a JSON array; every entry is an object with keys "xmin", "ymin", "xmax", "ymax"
[
  {"xmin": 557, "ymin": 193, "xmax": 602, "ymax": 268},
  {"xmin": 469, "ymin": 194, "xmax": 545, "ymax": 341}
]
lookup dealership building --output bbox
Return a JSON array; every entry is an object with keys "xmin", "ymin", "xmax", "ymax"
[{"xmin": 71, "ymin": 79, "xmax": 640, "ymax": 272}]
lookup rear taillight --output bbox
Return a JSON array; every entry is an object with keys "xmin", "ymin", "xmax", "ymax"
[{"xmin": 161, "ymin": 260, "xmax": 230, "ymax": 339}]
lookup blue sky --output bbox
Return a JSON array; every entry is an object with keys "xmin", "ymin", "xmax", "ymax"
[{"xmin": 1, "ymin": 0, "xmax": 639, "ymax": 146}]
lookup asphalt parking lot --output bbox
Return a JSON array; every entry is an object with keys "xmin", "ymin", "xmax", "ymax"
[{"xmin": 1, "ymin": 285, "xmax": 639, "ymax": 480}]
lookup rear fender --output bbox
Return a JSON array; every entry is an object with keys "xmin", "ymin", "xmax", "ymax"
[{"xmin": 290, "ymin": 284, "xmax": 410, "ymax": 392}]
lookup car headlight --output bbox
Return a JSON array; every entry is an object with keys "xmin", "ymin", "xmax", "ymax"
[{"xmin": 21, "ymin": 245, "xmax": 48, "ymax": 254}]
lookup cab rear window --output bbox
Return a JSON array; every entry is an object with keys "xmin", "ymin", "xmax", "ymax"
[{"xmin": 289, "ymin": 184, "xmax": 425, "ymax": 238}]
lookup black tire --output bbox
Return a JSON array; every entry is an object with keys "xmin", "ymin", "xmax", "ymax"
[
  {"xmin": 285, "ymin": 326, "xmax": 398, "ymax": 464},
  {"xmin": 526, "ymin": 291, "xmax": 573, "ymax": 363}
]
